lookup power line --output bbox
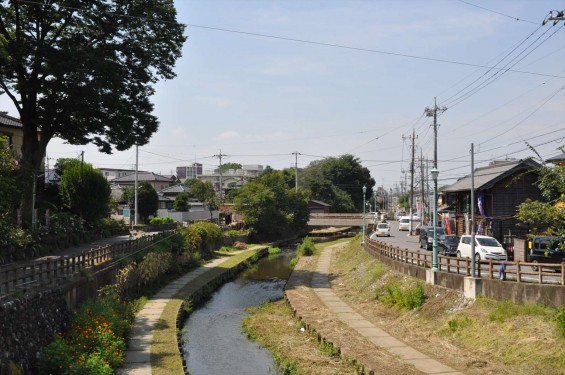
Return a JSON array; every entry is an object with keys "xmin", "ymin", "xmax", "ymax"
[
  {"xmin": 456, "ymin": 0, "xmax": 538, "ymax": 24},
  {"xmin": 16, "ymin": 0, "xmax": 565, "ymax": 79}
]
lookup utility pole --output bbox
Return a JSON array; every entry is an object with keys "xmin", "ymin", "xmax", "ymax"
[
  {"xmin": 213, "ymin": 150, "xmax": 227, "ymax": 200},
  {"xmin": 425, "ymin": 97, "xmax": 447, "ymax": 169},
  {"xmin": 134, "ymin": 145, "xmax": 138, "ymax": 227},
  {"xmin": 409, "ymin": 129, "xmax": 416, "ymax": 236},
  {"xmin": 470, "ymin": 143, "xmax": 476, "ymax": 277},
  {"xmin": 543, "ymin": 10, "xmax": 564, "ymax": 25},
  {"xmin": 426, "ymin": 157, "xmax": 430, "ymax": 224},
  {"xmin": 292, "ymin": 152, "xmax": 300, "ymax": 192},
  {"xmin": 420, "ymin": 151, "xmax": 426, "ymax": 225}
]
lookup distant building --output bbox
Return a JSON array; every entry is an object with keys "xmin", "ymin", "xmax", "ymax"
[
  {"xmin": 177, "ymin": 163, "xmax": 203, "ymax": 180},
  {"xmin": 97, "ymin": 167, "xmax": 137, "ymax": 181},
  {"xmin": 0, "ymin": 112, "xmax": 42, "ymax": 160},
  {"xmin": 111, "ymin": 171, "xmax": 175, "ymax": 192},
  {"xmin": 198, "ymin": 164, "xmax": 264, "ymax": 197}
]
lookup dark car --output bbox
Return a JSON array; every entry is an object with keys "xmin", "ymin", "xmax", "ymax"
[
  {"xmin": 528, "ymin": 236, "xmax": 565, "ymax": 272},
  {"xmin": 419, "ymin": 226, "xmax": 445, "ymax": 250},
  {"xmin": 438, "ymin": 234, "xmax": 459, "ymax": 256}
]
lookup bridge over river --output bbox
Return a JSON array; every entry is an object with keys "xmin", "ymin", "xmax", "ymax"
[{"xmin": 308, "ymin": 213, "xmax": 373, "ymax": 227}]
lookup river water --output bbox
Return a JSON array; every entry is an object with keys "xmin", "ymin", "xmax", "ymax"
[{"xmin": 181, "ymin": 249, "xmax": 295, "ymax": 375}]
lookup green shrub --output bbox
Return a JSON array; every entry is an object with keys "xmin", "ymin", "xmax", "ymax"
[
  {"xmin": 297, "ymin": 237, "xmax": 315, "ymax": 256},
  {"xmin": 39, "ymin": 296, "xmax": 135, "ymax": 373},
  {"xmin": 38, "ymin": 335, "xmax": 74, "ymax": 374},
  {"xmin": 149, "ymin": 217, "xmax": 174, "ymax": 224},
  {"xmin": 289, "ymin": 257, "xmax": 298, "ymax": 268},
  {"xmin": 225, "ymin": 229, "xmax": 242, "ymax": 238},
  {"xmin": 268, "ymin": 247, "xmax": 282, "ymax": 255},
  {"xmin": 74, "ymin": 353, "xmax": 113, "ymax": 375},
  {"xmin": 138, "ymin": 251, "xmax": 173, "ymax": 285},
  {"xmin": 447, "ymin": 316, "xmax": 473, "ymax": 333},
  {"xmin": 378, "ymin": 280, "xmax": 425, "ymax": 310}
]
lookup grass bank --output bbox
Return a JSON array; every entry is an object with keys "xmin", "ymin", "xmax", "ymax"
[
  {"xmin": 150, "ymin": 247, "xmax": 267, "ymax": 375},
  {"xmin": 332, "ymin": 238, "xmax": 565, "ymax": 374},
  {"xmin": 243, "ymin": 301, "xmax": 359, "ymax": 375}
]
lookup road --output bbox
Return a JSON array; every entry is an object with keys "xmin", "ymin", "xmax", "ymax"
[{"xmin": 369, "ymin": 220, "xmax": 563, "ymax": 284}]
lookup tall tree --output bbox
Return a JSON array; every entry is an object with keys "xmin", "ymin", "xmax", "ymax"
[
  {"xmin": 173, "ymin": 192, "xmax": 191, "ymax": 212},
  {"xmin": 299, "ymin": 154, "xmax": 375, "ymax": 212},
  {"xmin": 233, "ymin": 169, "xmax": 309, "ymax": 239},
  {"xmin": 185, "ymin": 179, "xmax": 218, "ymax": 220},
  {"xmin": 123, "ymin": 181, "xmax": 158, "ymax": 223},
  {"xmin": 59, "ymin": 161, "xmax": 111, "ymax": 223},
  {"xmin": 0, "ymin": 0, "xmax": 186, "ymax": 205}
]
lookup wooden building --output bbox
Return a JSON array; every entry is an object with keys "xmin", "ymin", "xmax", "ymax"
[{"xmin": 442, "ymin": 159, "xmax": 542, "ymax": 241}]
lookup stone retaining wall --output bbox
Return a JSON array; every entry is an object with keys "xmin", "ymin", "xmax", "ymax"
[{"xmin": 0, "ymin": 289, "xmax": 71, "ymax": 374}]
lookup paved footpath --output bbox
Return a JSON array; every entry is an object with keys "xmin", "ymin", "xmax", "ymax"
[
  {"xmin": 118, "ymin": 251, "xmax": 245, "ymax": 375},
  {"xmin": 312, "ymin": 244, "xmax": 463, "ymax": 375}
]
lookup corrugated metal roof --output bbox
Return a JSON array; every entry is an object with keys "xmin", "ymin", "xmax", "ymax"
[
  {"xmin": 0, "ymin": 112, "xmax": 22, "ymax": 128},
  {"xmin": 443, "ymin": 159, "xmax": 539, "ymax": 193}
]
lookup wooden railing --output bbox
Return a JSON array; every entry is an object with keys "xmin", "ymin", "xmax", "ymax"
[
  {"xmin": 0, "ymin": 233, "xmax": 167, "ymax": 298},
  {"xmin": 365, "ymin": 237, "xmax": 565, "ymax": 286}
]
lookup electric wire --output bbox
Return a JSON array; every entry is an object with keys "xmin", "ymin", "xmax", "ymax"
[{"xmin": 16, "ymin": 0, "xmax": 565, "ymax": 79}]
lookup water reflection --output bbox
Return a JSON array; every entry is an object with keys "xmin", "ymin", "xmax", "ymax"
[{"xmin": 182, "ymin": 249, "xmax": 294, "ymax": 375}]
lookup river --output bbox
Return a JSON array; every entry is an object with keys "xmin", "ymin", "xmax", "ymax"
[{"xmin": 181, "ymin": 249, "xmax": 295, "ymax": 374}]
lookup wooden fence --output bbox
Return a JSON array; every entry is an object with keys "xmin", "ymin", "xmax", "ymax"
[
  {"xmin": 0, "ymin": 233, "xmax": 167, "ymax": 298},
  {"xmin": 365, "ymin": 238, "xmax": 565, "ymax": 286}
]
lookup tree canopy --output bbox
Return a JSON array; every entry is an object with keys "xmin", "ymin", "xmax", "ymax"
[
  {"xmin": 0, "ymin": 1, "xmax": 186, "ymax": 173},
  {"xmin": 299, "ymin": 154, "xmax": 374, "ymax": 212},
  {"xmin": 184, "ymin": 179, "xmax": 217, "ymax": 219},
  {"xmin": 233, "ymin": 169, "xmax": 309, "ymax": 239},
  {"xmin": 219, "ymin": 162, "xmax": 242, "ymax": 173},
  {"xmin": 516, "ymin": 146, "xmax": 565, "ymax": 237},
  {"xmin": 123, "ymin": 181, "xmax": 158, "ymax": 223},
  {"xmin": 173, "ymin": 192, "xmax": 191, "ymax": 212},
  {"xmin": 59, "ymin": 160, "xmax": 111, "ymax": 223}
]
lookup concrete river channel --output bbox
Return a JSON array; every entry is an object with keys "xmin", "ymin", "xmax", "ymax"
[{"xmin": 181, "ymin": 247, "xmax": 295, "ymax": 374}]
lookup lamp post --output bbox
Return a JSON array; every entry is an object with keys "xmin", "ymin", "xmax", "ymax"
[
  {"xmin": 431, "ymin": 168, "xmax": 439, "ymax": 272},
  {"xmin": 362, "ymin": 185, "xmax": 367, "ymax": 245}
]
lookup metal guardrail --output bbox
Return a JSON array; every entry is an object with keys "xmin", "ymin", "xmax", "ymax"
[
  {"xmin": 0, "ymin": 233, "xmax": 164, "ymax": 298},
  {"xmin": 365, "ymin": 237, "xmax": 565, "ymax": 286}
]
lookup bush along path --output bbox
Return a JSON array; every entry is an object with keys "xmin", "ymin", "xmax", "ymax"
[
  {"xmin": 285, "ymin": 243, "xmax": 463, "ymax": 375},
  {"xmin": 118, "ymin": 246, "xmax": 267, "ymax": 375}
]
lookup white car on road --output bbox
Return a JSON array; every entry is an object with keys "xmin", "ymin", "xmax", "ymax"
[{"xmin": 374, "ymin": 222, "xmax": 391, "ymax": 237}]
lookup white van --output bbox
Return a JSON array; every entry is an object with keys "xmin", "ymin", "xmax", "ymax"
[{"xmin": 456, "ymin": 235, "xmax": 507, "ymax": 261}]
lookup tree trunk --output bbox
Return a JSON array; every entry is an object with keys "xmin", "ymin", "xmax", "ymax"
[{"xmin": 19, "ymin": 114, "xmax": 49, "ymax": 227}]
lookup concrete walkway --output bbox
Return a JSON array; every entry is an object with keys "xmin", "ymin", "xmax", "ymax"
[
  {"xmin": 118, "ymin": 252, "xmax": 244, "ymax": 375},
  {"xmin": 312, "ymin": 244, "xmax": 463, "ymax": 375}
]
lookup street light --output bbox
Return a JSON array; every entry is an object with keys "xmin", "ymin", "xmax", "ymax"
[
  {"xmin": 431, "ymin": 168, "xmax": 439, "ymax": 272},
  {"xmin": 362, "ymin": 185, "xmax": 367, "ymax": 245}
]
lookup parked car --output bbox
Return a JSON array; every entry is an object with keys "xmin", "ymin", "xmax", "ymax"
[
  {"xmin": 528, "ymin": 236, "xmax": 565, "ymax": 272},
  {"xmin": 456, "ymin": 235, "xmax": 507, "ymax": 261},
  {"xmin": 438, "ymin": 234, "xmax": 459, "ymax": 256},
  {"xmin": 395, "ymin": 211, "xmax": 406, "ymax": 220},
  {"xmin": 375, "ymin": 222, "xmax": 391, "ymax": 237},
  {"xmin": 419, "ymin": 226, "xmax": 446, "ymax": 250}
]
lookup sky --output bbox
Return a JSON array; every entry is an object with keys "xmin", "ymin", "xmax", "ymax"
[{"xmin": 1, "ymin": 0, "xmax": 564, "ymax": 192}]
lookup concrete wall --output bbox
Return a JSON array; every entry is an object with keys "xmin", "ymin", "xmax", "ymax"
[{"xmin": 366, "ymin": 239, "xmax": 565, "ymax": 308}]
